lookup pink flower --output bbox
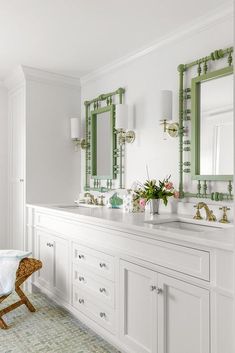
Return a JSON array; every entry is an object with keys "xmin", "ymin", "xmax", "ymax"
[
  {"xmin": 165, "ymin": 182, "xmax": 173, "ymax": 190},
  {"xmin": 174, "ymin": 191, "xmax": 180, "ymax": 199},
  {"xmin": 139, "ymin": 198, "xmax": 146, "ymax": 207}
]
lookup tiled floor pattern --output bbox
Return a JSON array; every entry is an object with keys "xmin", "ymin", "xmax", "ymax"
[{"xmin": 0, "ymin": 293, "xmax": 120, "ymax": 353}]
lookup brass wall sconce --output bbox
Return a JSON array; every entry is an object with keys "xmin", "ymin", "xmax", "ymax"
[
  {"xmin": 70, "ymin": 118, "xmax": 87, "ymax": 151},
  {"xmin": 159, "ymin": 90, "xmax": 179, "ymax": 138},
  {"xmin": 115, "ymin": 104, "xmax": 136, "ymax": 145}
]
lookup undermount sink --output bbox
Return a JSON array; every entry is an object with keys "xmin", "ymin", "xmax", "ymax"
[
  {"xmin": 56, "ymin": 203, "xmax": 100, "ymax": 209},
  {"xmin": 144, "ymin": 219, "xmax": 222, "ymax": 233}
]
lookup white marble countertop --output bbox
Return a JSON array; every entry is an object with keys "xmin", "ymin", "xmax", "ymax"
[{"xmin": 27, "ymin": 203, "xmax": 235, "ymax": 251}]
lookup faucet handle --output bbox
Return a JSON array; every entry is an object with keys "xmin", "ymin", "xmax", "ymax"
[
  {"xmin": 219, "ymin": 206, "xmax": 230, "ymax": 223},
  {"xmin": 193, "ymin": 204, "xmax": 203, "ymax": 220},
  {"xmin": 98, "ymin": 195, "xmax": 105, "ymax": 206}
]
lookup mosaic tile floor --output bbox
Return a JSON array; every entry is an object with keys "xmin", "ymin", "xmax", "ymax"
[{"xmin": 0, "ymin": 293, "xmax": 120, "ymax": 353}]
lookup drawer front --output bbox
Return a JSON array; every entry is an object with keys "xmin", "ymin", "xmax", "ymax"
[
  {"xmin": 73, "ymin": 265, "xmax": 115, "ymax": 308},
  {"xmin": 73, "ymin": 286, "xmax": 115, "ymax": 334},
  {"xmin": 72, "ymin": 243, "xmax": 115, "ymax": 281}
]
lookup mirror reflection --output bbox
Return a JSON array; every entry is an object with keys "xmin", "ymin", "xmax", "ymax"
[
  {"xmin": 200, "ymin": 74, "xmax": 233, "ymax": 175},
  {"xmin": 96, "ymin": 112, "xmax": 112, "ymax": 177}
]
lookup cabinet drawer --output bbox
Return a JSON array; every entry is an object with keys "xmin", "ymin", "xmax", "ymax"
[
  {"xmin": 73, "ymin": 286, "xmax": 115, "ymax": 334},
  {"xmin": 72, "ymin": 243, "xmax": 115, "ymax": 281},
  {"xmin": 73, "ymin": 265, "xmax": 115, "ymax": 308}
]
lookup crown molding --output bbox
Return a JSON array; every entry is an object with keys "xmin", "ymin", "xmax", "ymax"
[
  {"xmin": 4, "ymin": 65, "xmax": 81, "ymax": 91},
  {"xmin": 21, "ymin": 66, "xmax": 81, "ymax": 89},
  {"xmin": 80, "ymin": 3, "xmax": 233, "ymax": 86}
]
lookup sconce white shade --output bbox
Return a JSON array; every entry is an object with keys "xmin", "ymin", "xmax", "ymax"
[
  {"xmin": 115, "ymin": 104, "xmax": 128, "ymax": 130},
  {"xmin": 160, "ymin": 90, "xmax": 172, "ymax": 121},
  {"xmin": 70, "ymin": 118, "xmax": 80, "ymax": 139}
]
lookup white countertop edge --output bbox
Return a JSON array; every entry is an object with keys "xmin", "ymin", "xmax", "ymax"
[{"xmin": 26, "ymin": 204, "xmax": 235, "ymax": 251}]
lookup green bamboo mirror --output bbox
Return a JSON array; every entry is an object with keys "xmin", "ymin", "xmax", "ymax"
[
  {"xmin": 91, "ymin": 105, "xmax": 115, "ymax": 180},
  {"xmin": 84, "ymin": 88, "xmax": 125, "ymax": 192},
  {"xmin": 191, "ymin": 66, "xmax": 233, "ymax": 181},
  {"xmin": 178, "ymin": 47, "xmax": 234, "ymax": 201}
]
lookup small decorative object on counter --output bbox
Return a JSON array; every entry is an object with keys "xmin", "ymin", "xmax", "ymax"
[
  {"xmin": 108, "ymin": 193, "xmax": 123, "ymax": 209},
  {"xmin": 134, "ymin": 176, "xmax": 178, "ymax": 214},
  {"xmin": 123, "ymin": 189, "xmax": 145, "ymax": 213}
]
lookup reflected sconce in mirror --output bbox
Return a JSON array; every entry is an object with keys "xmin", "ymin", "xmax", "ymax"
[
  {"xmin": 70, "ymin": 118, "xmax": 87, "ymax": 151},
  {"xmin": 115, "ymin": 104, "xmax": 135, "ymax": 145},
  {"xmin": 159, "ymin": 90, "xmax": 179, "ymax": 138}
]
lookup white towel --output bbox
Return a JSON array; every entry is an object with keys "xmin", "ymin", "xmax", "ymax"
[{"xmin": 0, "ymin": 250, "xmax": 31, "ymax": 296}]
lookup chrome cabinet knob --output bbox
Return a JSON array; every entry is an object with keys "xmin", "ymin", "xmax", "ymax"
[
  {"xmin": 99, "ymin": 287, "xmax": 106, "ymax": 293},
  {"xmin": 157, "ymin": 288, "xmax": 163, "ymax": 294},
  {"xmin": 78, "ymin": 276, "xmax": 85, "ymax": 282},
  {"xmin": 150, "ymin": 285, "xmax": 157, "ymax": 291},
  {"xmin": 78, "ymin": 298, "xmax": 84, "ymax": 304},
  {"xmin": 78, "ymin": 254, "xmax": 84, "ymax": 259},
  {"xmin": 99, "ymin": 262, "xmax": 106, "ymax": 268},
  {"xmin": 46, "ymin": 242, "xmax": 53, "ymax": 247},
  {"xmin": 99, "ymin": 312, "xmax": 106, "ymax": 318}
]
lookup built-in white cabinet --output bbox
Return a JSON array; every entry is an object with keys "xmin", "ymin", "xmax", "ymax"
[
  {"xmin": 120, "ymin": 261, "xmax": 157, "ymax": 353},
  {"xmin": 120, "ymin": 260, "xmax": 210, "ymax": 353},
  {"xmin": 36, "ymin": 230, "xmax": 69, "ymax": 302},
  {"xmin": 27, "ymin": 206, "xmax": 234, "ymax": 353},
  {"xmin": 157, "ymin": 274, "xmax": 209, "ymax": 353}
]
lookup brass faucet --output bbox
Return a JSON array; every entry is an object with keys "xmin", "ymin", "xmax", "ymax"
[
  {"xmin": 84, "ymin": 193, "xmax": 99, "ymax": 205},
  {"xmin": 196, "ymin": 202, "xmax": 216, "ymax": 221}
]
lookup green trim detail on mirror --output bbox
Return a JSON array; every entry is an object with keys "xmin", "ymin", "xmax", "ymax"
[
  {"xmin": 178, "ymin": 46, "xmax": 234, "ymax": 201},
  {"xmin": 91, "ymin": 105, "xmax": 115, "ymax": 180},
  {"xmin": 84, "ymin": 88, "xmax": 125, "ymax": 192},
  {"xmin": 191, "ymin": 66, "xmax": 233, "ymax": 182}
]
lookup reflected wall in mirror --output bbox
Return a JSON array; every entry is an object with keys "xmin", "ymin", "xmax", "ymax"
[
  {"xmin": 200, "ymin": 74, "xmax": 233, "ymax": 175},
  {"xmin": 191, "ymin": 66, "xmax": 233, "ymax": 181},
  {"xmin": 91, "ymin": 105, "xmax": 115, "ymax": 180}
]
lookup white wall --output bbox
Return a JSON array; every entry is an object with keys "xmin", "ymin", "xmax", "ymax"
[
  {"xmin": 81, "ymin": 16, "xmax": 233, "ymax": 214},
  {"xmin": 26, "ymin": 79, "xmax": 81, "ymax": 204},
  {"xmin": 0, "ymin": 86, "xmax": 8, "ymax": 248}
]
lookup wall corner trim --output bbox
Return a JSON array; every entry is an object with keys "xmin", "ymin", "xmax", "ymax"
[{"xmin": 80, "ymin": 3, "xmax": 233, "ymax": 86}]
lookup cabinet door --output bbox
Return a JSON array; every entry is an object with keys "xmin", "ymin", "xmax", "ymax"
[
  {"xmin": 120, "ymin": 260, "xmax": 157, "ymax": 353},
  {"xmin": 157, "ymin": 274, "xmax": 210, "ymax": 353},
  {"xmin": 37, "ymin": 231, "xmax": 54, "ymax": 289},
  {"xmin": 36, "ymin": 230, "xmax": 69, "ymax": 302},
  {"xmin": 53, "ymin": 236, "xmax": 69, "ymax": 302}
]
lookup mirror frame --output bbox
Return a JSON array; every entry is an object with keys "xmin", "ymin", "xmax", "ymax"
[
  {"xmin": 191, "ymin": 66, "xmax": 233, "ymax": 181},
  {"xmin": 91, "ymin": 104, "xmax": 115, "ymax": 180},
  {"xmin": 177, "ymin": 47, "xmax": 233, "ymax": 201},
  {"xmin": 84, "ymin": 87, "xmax": 125, "ymax": 193}
]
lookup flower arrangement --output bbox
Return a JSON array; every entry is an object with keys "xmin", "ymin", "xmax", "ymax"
[{"xmin": 134, "ymin": 176, "xmax": 179, "ymax": 207}]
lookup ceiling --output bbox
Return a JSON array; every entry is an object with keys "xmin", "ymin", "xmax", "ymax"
[{"xmin": 0, "ymin": 0, "xmax": 232, "ymax": 80}]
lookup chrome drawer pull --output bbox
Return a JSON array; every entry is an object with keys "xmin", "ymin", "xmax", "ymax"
[
  {"xmin": 99, "ymin": 312, "xmax": 106, "ymax": 318},
  {"xmin": 99, "ymin": 262, "xmax": 106, "ymax": 268},
  {"xmin": 78, "ymin": 298, "xmax": 84, "ymax": 304},
  {"xmin": 78, "ymin": 254, "xmax": 84, "ymax": 259},
  {"xmin": 99, "ymin": 287, "xmax": 106, "ymax": 293},
  {"xmin": 79, "ymin": 276, "xmax": 85, "ymax": 282}
]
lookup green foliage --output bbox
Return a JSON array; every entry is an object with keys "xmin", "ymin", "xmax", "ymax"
[{"xmin": 134, "ymin": 178, "xmax": 174, "ymax": 206}]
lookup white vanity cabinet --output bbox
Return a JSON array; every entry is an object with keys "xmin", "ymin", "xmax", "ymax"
[
  {"xmin": 120, "ymin": 260, "xmax": 210, "ymax": 353},
  {"xmin": 35, "ymin": 230, "xmax": 70, "ymax": 302},
  {"xmin": 27, "ymin": 205, "xmax": 234, "ymax": 353}
]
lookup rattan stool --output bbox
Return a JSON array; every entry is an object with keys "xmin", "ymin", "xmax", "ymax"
[{"xmin": 0, "ymin": 257, "xmax": 42, "ymax": 329}]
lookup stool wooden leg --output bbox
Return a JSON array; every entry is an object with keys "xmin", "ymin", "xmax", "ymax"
[
  {"xmin": 15, "ymin": 286, "xmax": 36, "ymax": 312},
  {"xmin": 0, "ymin": 317, "xmax": 9, "ymax": 329}
]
